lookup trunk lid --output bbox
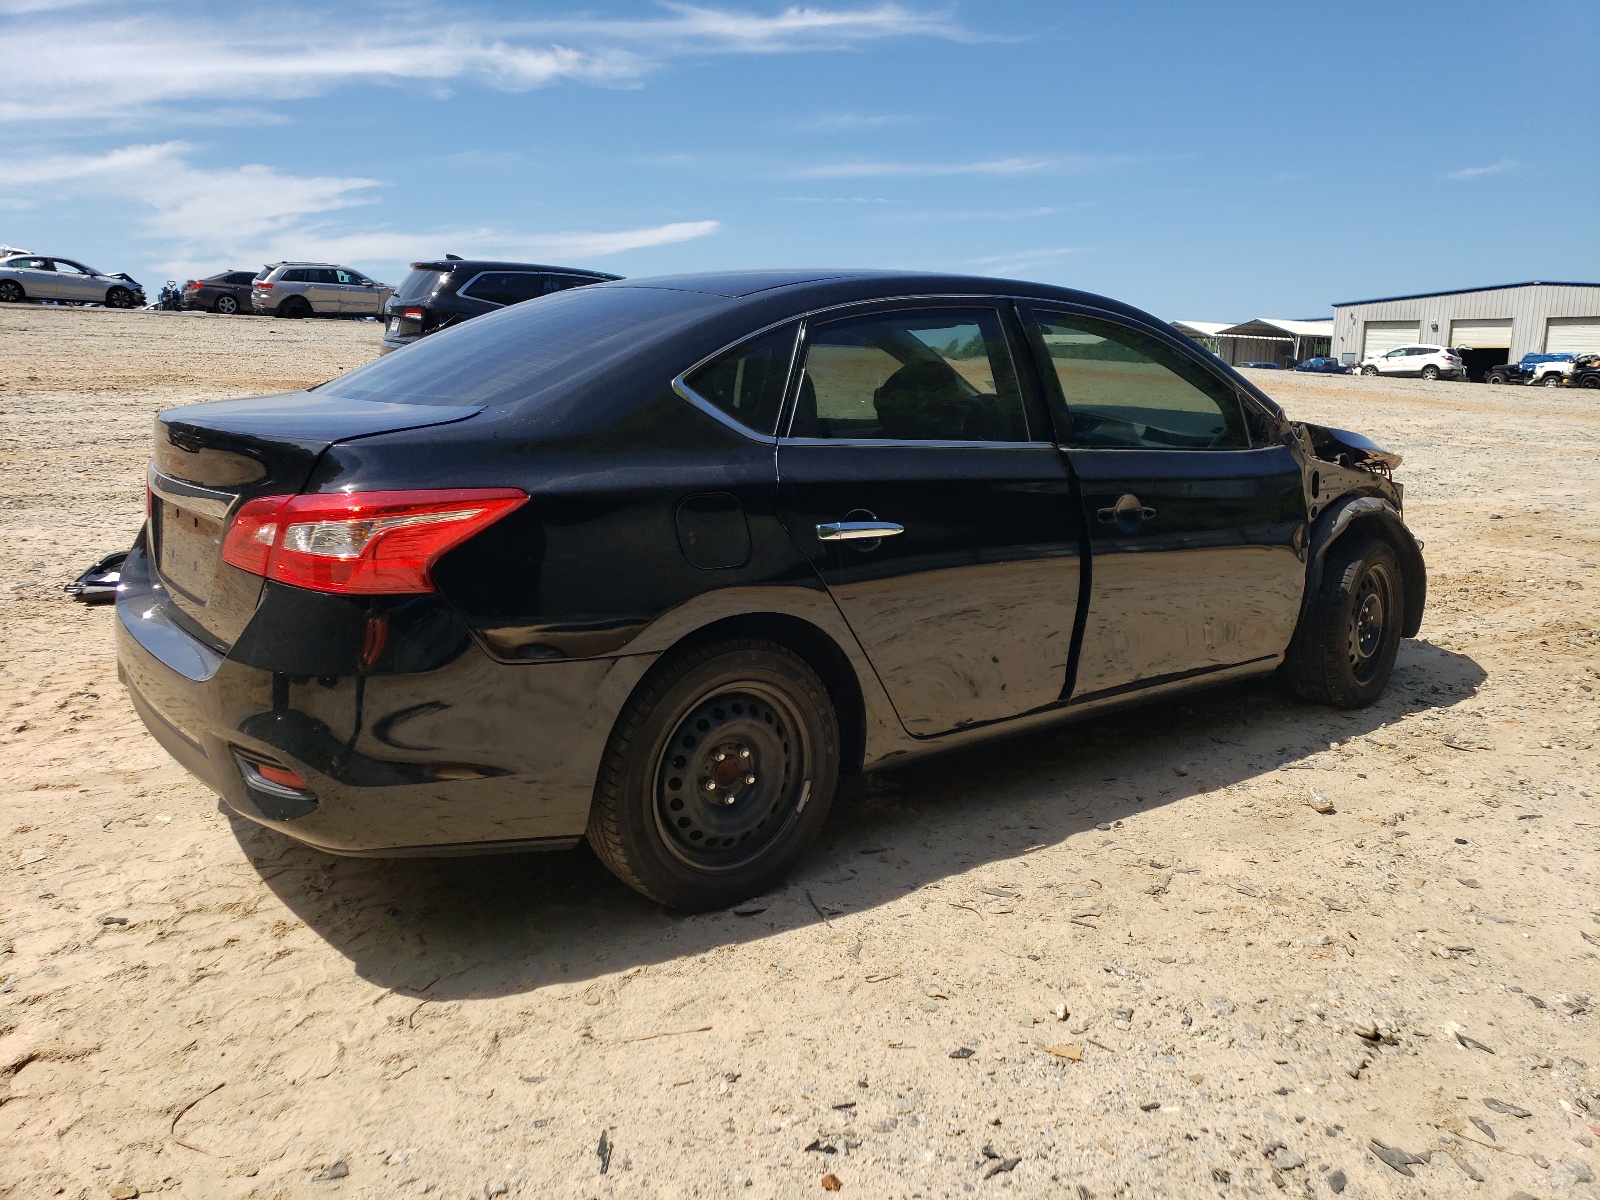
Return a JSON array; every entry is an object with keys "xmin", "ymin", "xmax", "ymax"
[{"xmin": 148, "ymin": 391, "xmax": 480, "ymax": 648}]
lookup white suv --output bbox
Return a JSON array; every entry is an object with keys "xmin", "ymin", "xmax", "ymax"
[{"xmin": 1358, "ymin": 344, "xmax": 1463, "ymax": 380}]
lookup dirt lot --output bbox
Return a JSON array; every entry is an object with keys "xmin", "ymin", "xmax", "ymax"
[{"xmin": 2, "ymin": 306, "xmax": 1597, "ymax": 1200}]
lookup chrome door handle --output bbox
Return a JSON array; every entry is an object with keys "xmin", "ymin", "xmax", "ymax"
[
  {"xmin": 817, "ymin": 521, "xmax": 904, "ymax": 541},
  {"xmin": 1097, "ymin": 494, "xmax": 1157, "ymax": 524}
]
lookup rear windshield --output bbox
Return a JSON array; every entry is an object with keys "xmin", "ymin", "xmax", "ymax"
[
  {"xmin": 317, "ymin": 285, "xmax": 726, "ymax": 407},
  {"xmin": 394, "ymin": 268, "xmax": 447, "ymax": 304}
]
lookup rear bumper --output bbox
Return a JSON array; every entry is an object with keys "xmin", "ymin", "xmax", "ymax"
[{"xmin": 115, "ymin": 544, "xmax": 656, "ymax": 855}]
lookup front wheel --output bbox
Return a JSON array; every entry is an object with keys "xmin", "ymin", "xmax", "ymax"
[
  {"xmin": 0, "ymin": 280, "xmax": 23, "ymax": 303},
  {"xmin": 587, "ymin": 638, "xmax": 840, "ymax": 911},
  {"xmin": 1361, "ymin": 365, "xmax": 1378, "ymax": 376},
  {"xmin": 1285, "ymin": 536, "xmax": 1405, "ymax": 709},
  {"xmin": 1542, "ymin": 375, "xmax": 1563, "ymax": 387},
  {"xmin": 1420, "ymin": 365, "xmax": 1440, "ymax": 380},
  {"xmin": 1581, "ymin": 375, "xmax": 1600, "ymax": 390},
  {"xmin": 105, "ymin": 286, "xmax": 136, "ymax": 308}
]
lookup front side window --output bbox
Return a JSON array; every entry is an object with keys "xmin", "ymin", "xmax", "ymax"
[
  {"xmin": 680, "ymin": 325, "xmax": 796, "ymax": 437},
  {"xmin": 790, "ymin": 306, "xmax": 1028, "ymax": 442},
  {"xmin": 1029, "ymin": 309, "xmax": 1247, "ymax": 450},
  {"xmin": 461, "ymin": 272, "xmax": 545, "ymax": 307}
]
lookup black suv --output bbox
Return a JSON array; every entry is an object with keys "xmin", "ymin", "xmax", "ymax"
[
  {"xmin": 181, "ymin": 270, "xmax": 257, "ymax": 315},
  {"xmin": 379, "ymin": 257, "xmax": 620, "ymax": 354}
]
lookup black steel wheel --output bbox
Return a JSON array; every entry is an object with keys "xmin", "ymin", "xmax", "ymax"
[
  {"xmin": 587, "ymin": 637, "xmax": 839, "ymax": 910},
  {"xmin": 215, "ymin": 293, "xmax": 239, "ymax": 315},
  {"xmin": 0, "ymin": 280, "xmax": 23, "ymax": 303},
  {"xmin": 1285, "ymin": 535, "xmax": 1405, "ymax": 709},
  {"xmin": 105, "ymin": 286, "xmax": 136, "ymax": 309}
]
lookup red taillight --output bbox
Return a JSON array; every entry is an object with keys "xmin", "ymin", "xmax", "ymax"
[
  {"xmin": 254, "ymin": 761, "xmax": 308, "ymax": 790},
  {"xmin": 256, "ymin": 281, "xmax": 273, "ymax": 289},
  {"xmin": 221, "ymin": 489, "xmax": 526, "ymax": 595},
  {"xmin": 403, "ymin": 307, "xmax": 424, "ymax": 321}
]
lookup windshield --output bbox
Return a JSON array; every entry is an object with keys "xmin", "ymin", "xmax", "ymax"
[
  {"xmin": 318, "ymin": 285, "xmax": 726, "ymax": 407},
  {"xmin": 394, "ymin": 268, "xmax": 446, "ymax": 304}
]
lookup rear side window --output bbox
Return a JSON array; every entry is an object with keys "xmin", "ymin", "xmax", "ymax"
[
  {"xmin": 680, "ymin": 325, "xmax": 796, "ymax": 436},
  {"xmin": 318, "ymin": 285, "xmax": 725, "ymax": 407},
  {"xmin": 394, "ymin": 269, "xmax": 445, "ymax": 303},
  {"xmin": 311, "ymin": 268, "xmax": 339, "ymax": 284},
  {"xmin": 790, "ymin": 306, "xmax": 1028, "ymax": 442},
  {"xmin": 460, "ymin": 272, "xmax": 546, "ymax": 307},
  {"xmin": 1028, "ymin": 309, "xmax": 1247, "ymax": 450},
  {"xmin": 226, "ymin": 272, "xmax": 254, "ymax": 285},
  {"xmin": 282, "ymin": 269, "xmax": 308, "ymax": 283}
]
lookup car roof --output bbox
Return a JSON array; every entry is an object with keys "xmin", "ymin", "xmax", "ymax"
[
  {"xmin": 410, "ymin": 259, "xmax": 622, "ymax": 278},
  {"xmin": 585, "ymin": 268, "xmax": 1161, "ymax": 320}
]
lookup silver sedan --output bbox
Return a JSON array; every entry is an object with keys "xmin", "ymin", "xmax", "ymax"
[{"xmin": 0, "ymin": 254, "xmax": 145, "ymax": 307}]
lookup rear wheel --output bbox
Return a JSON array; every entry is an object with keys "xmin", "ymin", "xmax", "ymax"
[
  {"xmin": 0, "ymin": 281, "xmax": 23, "ymax": 303},
  {"xmin": 1420, "ymin": 365, "xmax": 1440, "ymax": 381},
  {"xmin": 1360, "ymin": 365, "xmax": 1378, "ymax": 376},
  {"xmin": 214, "ymin": 294, "xmax": 239, "ymax": 315},
  {"xmin": 586, "ymin": 638, "xmax": 839, "ymax": 911},
  {"xmin": 105, "ymin": 286, "xmax": 136, "ymax": 309},
  {"xmin": 1285, "ymin": 536, "xmax": 1404, "ymax": 709},
  {"xmin": 1542, "ymin": 374, "xmax": 1563, "ymax": 387},
  {"xmin": 279, "ymin": 297, "xmax": 310, "ymax": 319}
]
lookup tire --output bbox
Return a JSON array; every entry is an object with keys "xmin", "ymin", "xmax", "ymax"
[
  {"xmin": 1486, "ymin": 373, "xmax": 1504, "ymax": 385},
  {"xmin": 1360, "ymin": 365, "xmax": 1378, "ymax": 376},
  {"xmin": 1542, "ymin": 375, "xmax": 1563, "ymax": 387},
  {"xmin": 586, "ymin": 637, "xmax": 840, "ymax": 911},
  {"xmin": 1285, "ymin": 536, "xmax": 1405, "ymax": 709},
  {"xmin": 1420, "ymin": 365, "xmax": 1440, "ymax": 381},
  {"xmin": 0, "ymin": 280, "xmax": 23, "ymax": 303},
  {"xmin": 278, "ymin": 297, "xmax": 310, "ymax": 319},
  {"xmin": 1581, "ymin": 375, "xmax": 1600, "ymax": 390},
  {"xmin": 105, "ymin": 286, "xmax": 135, "ymax": 309},
  {"xmin": 214, "ymin": 294, "xmax": 239, "ymax": 315}
]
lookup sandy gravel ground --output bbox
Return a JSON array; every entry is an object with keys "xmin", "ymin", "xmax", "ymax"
[{"xmin": 1, "ymin": 306, "xmax": 1597, "ymax": 1200}]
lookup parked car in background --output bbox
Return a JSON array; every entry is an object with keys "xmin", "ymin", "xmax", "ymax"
[
  {"xmin": 0, "ymin": 244, "xmax": 30, "ymax": 258},
  {"xmin": 1484, "ymin": 352, "xmax": 1574, "ymax": 386},
  {"xmin": 1293, "ymin": 357, "xmax": 1352, "ymax": 375},
  {"xmin": 119, "ymin": 269, "xmax": 1426, "ymax": 909},
  {"xmin": 379, "ymin": 257, "xmax": 620, "ymax": 353},
  {"xmin": 0, "ymin": 254, "xmax": 144, "ymax": 307},
  {"xmin": 1240, "ymin": 361, "xmax": 1281, "ymax": 370},
  {"xmin": 1567, "ymin": 353, "xmax": 1600, "ymax": 389},
  {"xmin": 1358, "ymin": 344, "xmax": 1463, "ymax": 380},
  {"xmin": 182, "ymin": 270, "xmax": 258, "ymax": 315},
  {"xmin": 251, "ymin": 262, "xmax": 391, "ymax": 318}
]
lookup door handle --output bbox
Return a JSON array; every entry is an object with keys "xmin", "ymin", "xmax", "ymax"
[
  {"xmin": 1096, "ymin": 494, "xmax": 1158, "ymax": 524},
  {"xmin": 817, "ymin": 520, "xmax": 904, "ymax": 541}
]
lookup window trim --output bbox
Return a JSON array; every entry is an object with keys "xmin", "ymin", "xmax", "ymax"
[
  {"xmin": 456, "ymin": 269, "xmax": 549, "ymax": 308},
  {"xmin": 671, "ymin": 320, "xmax": 802, "ymax": 444}
]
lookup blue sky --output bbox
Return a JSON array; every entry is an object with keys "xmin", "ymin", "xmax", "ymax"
[{"xmin": 4, "ymin": 0, "xmax": 1596, "ymax": 320}]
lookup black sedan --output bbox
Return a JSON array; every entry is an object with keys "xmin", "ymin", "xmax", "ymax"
[
  {"xmin": 379, "ymin": 257, "xmax": 620, "ymax": 353},
  {"xmin": 181, "ymin": 270, "xmax": 257, "ymax": 315},
  {"xmin": 118, "ymin": 270, "xmax": 1426, "ymax": 909}
]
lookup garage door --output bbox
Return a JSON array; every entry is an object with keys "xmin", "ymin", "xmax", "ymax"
[
  {"xmin": 1546, "ymin": 317, "xmax": 1600, "ymax": 355},
  {"xmin": 1362, "ymin": 321, "xmax": 1419, "ymax": 357},
  {"xmin": 1449, "ymin": 318, "xmax": 1512, "ymax": 349}
]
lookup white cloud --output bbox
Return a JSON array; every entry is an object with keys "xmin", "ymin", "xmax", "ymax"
[
  {"xmin": 0, "ymin": 3, "xmax": 974, "ymax": 124},
  {"xmin": 4, "ymin": 141, "xmax": 718, "ymax": 278},
  {"xmin": 791, "ymin": 154, "xmax": 1132, "ymax": 179},
  {"xmin": 963, "ymin": 246, "xmax": 1085, "ymax": 275},
  {"xmin": 1444, "ymin": 159, "xmax": 1517, "ymax": 180}
]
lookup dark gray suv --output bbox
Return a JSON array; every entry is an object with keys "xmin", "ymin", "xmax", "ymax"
[
  {"xmin": 379, "ymin": 257, "xmax": 619, "ymax": 353},
  {"xmin": 251, "ymin": 262, "xmax": 392, "ymax": 318}
]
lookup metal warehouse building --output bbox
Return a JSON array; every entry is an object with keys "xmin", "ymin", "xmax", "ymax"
[{"xmin": 1332, "ymin": 281, "xmax": 1600, "ymax": 380}]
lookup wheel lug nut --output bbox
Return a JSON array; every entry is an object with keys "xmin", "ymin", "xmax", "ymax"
[
  {"xmin": 739, "ymin": 748, "xmax": 751, "ymax": 759},
  {"xmin": 704, "ymin": 779, "xmax": 717, "ymax": 791},
  {"xmin": 713, "ymin": 752, "xmax": 727, "ymax": 762},
  {"xmin": 744, "ymin": 774, "xmax": 756, "ymax": 785}
]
